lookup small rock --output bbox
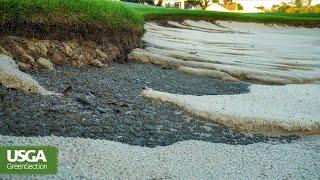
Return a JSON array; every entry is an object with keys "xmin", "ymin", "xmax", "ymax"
[
  {"xmin": 96, "ymin": 106, "xmax": 107, "ymax": 114},
  {"xmin": 72, "ymin": 60, "xmax": 85, "ymax": 67},
  {"xmin": 20, "ymin": 54, "xmax": 35, "ymax": 64},
  {"xmin": 76, "ymin": 97, "xmax": 91, "ymax": 106},
  {"xmin": 51, "ymin": 52, "xmax": 65, "ymax": 65},
  {"xmin": 27, "ymin": 42, "xmax": 36, "ymax": 51},
  {"xmin": 90, "ymin": 59, "xmax": 106, "ymax": 68},
  {"xmin": 27, "ymin": 41, "xmax": 48, "ymax": 57},
  {"xmin": 63, "ymin": 43, "xmax": 74, "ymax": 57},
  {"xmin": 107, "ymin": 46, "xmax": 121, "ymax": 61},
  {"xmin": 36, "ymin": 58, "xmax": 54, "ymax": 70},
  {"xmin": 14, "ymin": 45, "xmax": 26, "ymax": 55},
  {"xmin": 17, "ymin": 62, "xmax": 32, "ymax": 72},
  {"xmin": 71, "ymin": 55, "xmax": 86, "ymax": 67},
  {"xmin": 113, "ymin": 109, "xmax": 121, "ymax": 114},
  {"xmin": 96, "ymin": 48, "xmax": 109, "ymax": 60}
]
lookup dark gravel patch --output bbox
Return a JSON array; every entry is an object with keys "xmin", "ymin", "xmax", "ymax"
[{"xmin": 0, "ymin": 62, "xmax": 298, "ymax": 147}]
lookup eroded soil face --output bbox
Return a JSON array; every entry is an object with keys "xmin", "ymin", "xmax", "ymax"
[{"xmin": 0, "ymin": 36, "xmax": 123, "ymax": 70}]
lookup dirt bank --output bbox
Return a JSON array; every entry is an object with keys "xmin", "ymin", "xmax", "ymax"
[{"xmin": 0, "ymin": 23, "xmax": 143, "ymax": 69}]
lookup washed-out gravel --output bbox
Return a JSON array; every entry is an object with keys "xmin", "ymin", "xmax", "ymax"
[{"xmin": 0, "ymin": 63, "xmax": 297, "ymax": 147}]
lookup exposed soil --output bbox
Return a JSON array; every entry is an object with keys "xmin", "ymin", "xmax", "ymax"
[
  {"xmin": 0, "ymin": 62, "xmax": 298, "ymax": 147},
  {"xmin": 0, "ymin": 36, "xmax": 125, "ymax": 69},
  {"xmin": 0, "ymin": 22, "xmax": 143, "ymax": 63}
]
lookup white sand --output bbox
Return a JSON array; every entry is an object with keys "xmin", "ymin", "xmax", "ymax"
[
  {"xmin": 0, "ymin": 135, "xmax": 319, "ymax": 179},
  {"xmin": 178, "ymin": 66, "xmax": 240, "ymax": 82},
  {"xmin": 0, "ymin": 55, "xmax": 58, "ymax": 95},
  {"xmin": 129, "ymin": 20, "xmax": 320, "ymax": 84},
  {"xmin": 130, "ymin": 20, "xmax": 320, "ymax": 135},
  {"xmin": 142, "ymin": 84, "xmax": 320, "ymax": 135}
]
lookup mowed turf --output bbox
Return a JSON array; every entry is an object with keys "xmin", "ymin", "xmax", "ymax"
[
  {"xmin": 0, "ymin": 0, "xmax": 144, "ymax": 30},
  {"xmin": 126, "ymin": 3, "xmax": 320, "ymax": 26},
  {"xmin": 1, "ymin": 0, "xmax": 319, "ymax": 31}
]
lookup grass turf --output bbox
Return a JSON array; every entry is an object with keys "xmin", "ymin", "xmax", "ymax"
[
  {"xmin": 126, "ymin": 3, "xmax": 320, "ymax": 26},
  {"xmin": 0, "ymin": 0, "xmax": 319, "ymax": 36},
  {"xmin": 0, "ymin": 0, "xmax": 144, "ymax": 30}
]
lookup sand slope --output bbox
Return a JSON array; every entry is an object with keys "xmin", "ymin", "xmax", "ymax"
[
  {"xmin": 142, "ymin": 84, "xmax": 320, "ymax": 135},
  {"xmin": 129, "ymin": 20, "xmax": 320, "ymax": 84},
  {"xmin": 0, "ymin": 55, "xmax": 58, "ymax": 95}
]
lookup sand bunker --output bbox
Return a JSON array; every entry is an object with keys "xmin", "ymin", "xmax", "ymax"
[
  {"xmin": 142, "ymin": 84, "xmax": 320, "ymax": 136},
  {"xmin": 0, "ymin": 135, "xmax": 319, "ymax": 179},
  {"xmin": 0, "ymin": 55, "xmax": 58, "ymax": 95},
  {"xmin": 130, "ymin": 20, "xmax": 320, "ymax": 135},
  {"xmin": 129, "ymin": 20, "xmax": 320, "ymax": 84}
]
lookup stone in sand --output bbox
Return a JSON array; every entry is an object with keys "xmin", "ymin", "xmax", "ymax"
[
  {"xmin": 36, "ymin": 57, "xmax": 54, "ymax": 70},
  {"xmin": 90, "ymin": 59, "xmax": 106, "ymax": 68}
]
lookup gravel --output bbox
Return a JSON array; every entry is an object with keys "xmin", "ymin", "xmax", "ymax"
[{"xmin": 0, "ymin": 62, "xmax": 298, "ymax": 147}]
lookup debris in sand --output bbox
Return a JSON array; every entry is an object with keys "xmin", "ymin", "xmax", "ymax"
[
  {"xmin": 63, "ymin": 85, "xmax": 72, "ymax": 96},
  {"xmin": 0, "ymin": 55, "xmax": 58, "ymax": 95}
]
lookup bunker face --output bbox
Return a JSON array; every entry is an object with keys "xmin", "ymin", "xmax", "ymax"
[
  {"xmin": 142, "ymin": 84, "xmax": 320, "ymax": 135},
  {"xmin": 129, "ymin": 20, "xmax": 320, "ymax": 84},
  {"xmin": 131, "ymin": 20, "xmax": 320, "ymax": 135}
]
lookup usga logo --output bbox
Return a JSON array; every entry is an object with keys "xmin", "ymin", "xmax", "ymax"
[
  {"xmin": 0, "ymin": 146, "xmax": 57, "ymax": 174},
  {"xmin": 7, "ymin": 150, "xmax": 47, "ymax": 163}
]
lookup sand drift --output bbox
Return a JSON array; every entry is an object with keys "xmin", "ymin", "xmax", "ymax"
[
  {"xmin": 129, "ymin": 20, "xmax": 320, "ymax": 84},
  {"xmin": 129, "ymin": 20, "xmax": 320, "ymax": 135},
  {"xmin": 0, "ymin": 55, "xmax": 58, "ymax": 96},
  {"xmin": 143, "ymin": 84, "xmax": 320, "ymax": 135}
]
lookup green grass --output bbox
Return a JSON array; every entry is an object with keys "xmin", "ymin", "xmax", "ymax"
[
  {"xmin": 126, "ymin": 3, "xmax": 320, "ymax": 26},
  {"xmin": 0, "ymin": 0, "xmax": 319, "ymax": 33},
  {"xmin": 0, "ymin": 0, "xmax": 144, "ymax": 30}
]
